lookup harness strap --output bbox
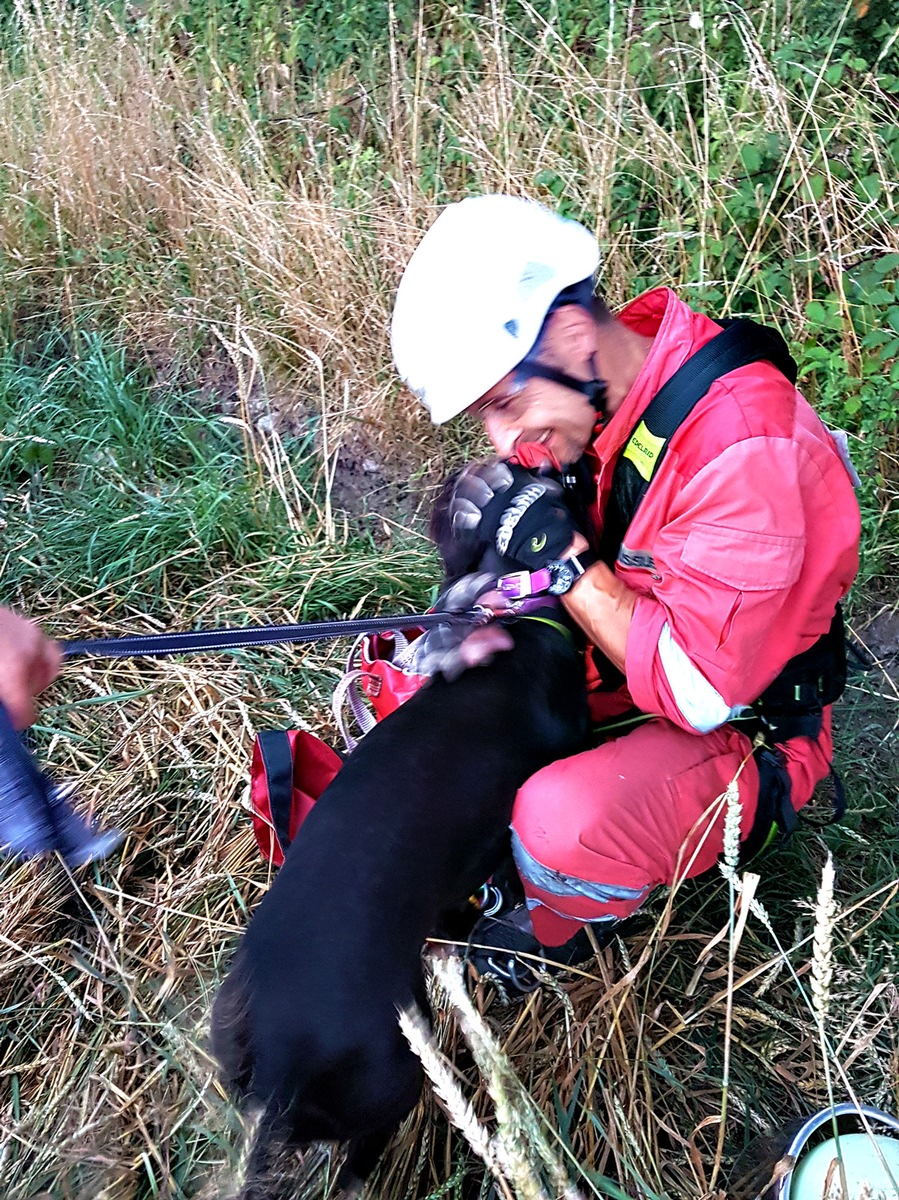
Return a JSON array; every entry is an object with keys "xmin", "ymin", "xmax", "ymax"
[
  {"xmin": 515, "ymin": 613, "xmax": 575, "ymax": 644},
  {"xmin": 255, "ymin": 730, "xmax": 295, "ymax": 857},
  {"xmin": 331, "ymin": 669, "xmax": 377, "ymax": 754},
  {"xmin": 829, "ymin": 767, "xmax": 847, "ymax": 825},
  {"xmin": 738, "ymin": 750, "xmax": 848, "ymax": 866},
  {"xmin": 751, "ymin": 605, "xmax": 847, "ymax": 741},
  {"xmin": 598, "ymin": 318, "xmax": 797, "ymax": 569},
  {"xmin": 591, "ymin": 317, "xmax": 815, "ymax": 700}
]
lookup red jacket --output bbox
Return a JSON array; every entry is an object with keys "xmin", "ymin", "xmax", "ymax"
[{"xmin": 585, "ymin": 288, "xmax": 860, "ymax": 761}]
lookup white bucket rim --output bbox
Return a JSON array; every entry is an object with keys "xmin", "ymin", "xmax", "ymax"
[{"xmin": 777, "ymin": 1103, "xmax": 899, "ymax": 1199}]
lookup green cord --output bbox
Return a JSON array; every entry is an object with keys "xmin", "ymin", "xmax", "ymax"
[{"xmin": 517, "ymin": 613, "xmax": 575, "ymax": 644}]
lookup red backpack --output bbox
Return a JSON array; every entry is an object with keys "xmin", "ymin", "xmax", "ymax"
[{"xmin": 249, "ymin": 629, "xmax": 427, "ymax": 864}]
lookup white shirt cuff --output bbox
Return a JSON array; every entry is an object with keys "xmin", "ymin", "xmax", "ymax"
[{"xmin": 657, "ymin": 622, "xmax": 746, "ymax": 733}]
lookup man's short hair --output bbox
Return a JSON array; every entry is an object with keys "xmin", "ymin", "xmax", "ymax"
[{"xmin": 527, "ymin": 277, "xmax": 611, "ymax": 362}]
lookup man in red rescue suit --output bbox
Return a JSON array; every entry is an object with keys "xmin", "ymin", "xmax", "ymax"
[{"xmin": 390, "ymin": 194, "xmax": 861, "ymax": 999}]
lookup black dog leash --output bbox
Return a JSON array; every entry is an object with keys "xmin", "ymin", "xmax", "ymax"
[
  {"xmin": 62, "ymin": 609, "xmax": 487, "ymax": 660},
  {"xmin": 6, "ymin": 610, "xmax": 490, "ymax": 868}
]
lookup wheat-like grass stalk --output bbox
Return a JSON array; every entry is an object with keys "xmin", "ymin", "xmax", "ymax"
[
  {"xmin": 810, "ymin": 852, "xmax": 847, "ymax": 1196},
  {"xmin": 430, "ymin": 955, "xmax": 571, "ymax": 1200},
  {"xmin": 710, "ymin": 770, "xmax": 743, "ymax": 1192},
  {"xmin": 718, "ymin": 776, "xmax": 744, "ymax": 884},
  {"xmin": 708, "ymin": 744, "xmax": 762, "ymax": 1193},
  {"xmin": 397, "ymin": 1004, "xmax": 509, "ymax": 1189},
  {"xmin": 432, "ymin": 955, "xmax": 595, "ymax": 1199},
  {"xmin": 812, "ymin": 852, "xmax": 838, "ymax": 1025}
]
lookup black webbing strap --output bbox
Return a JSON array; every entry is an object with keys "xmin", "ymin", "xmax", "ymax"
[
  {"xmin": 738, "ymin": 754, "xmax": 847, "ymax": 867},
  {"xmin": 752, "ymin": 605, "xmax": 847, "ymax": 742},
  {"xmin": 738, "ymin": 745, "xmax": 798, "ymax": 865},
  {"xmin": 256, "ymin": 730, "xmax": 295, "ymax": 857},
  {"xmin": 598, "ymin": 318, "xmax": 797, "ymax": 569},
  {"xmin": 635, "ymin": 318, "xmax": 796, "ymax": 444},
  {"xmin": 61, "ymin": 609, "xmax": 475, "ymax": 660},
  {"xmin": 590, "ymin": 317, "xmax": 798, "ymax": 694},
  {"xmin": 515, "ymin": 362, "xmax": 608, "ymax": 412}
]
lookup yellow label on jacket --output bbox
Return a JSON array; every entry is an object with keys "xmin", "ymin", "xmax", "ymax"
[{"xmin": 622, "ymin": 420, "xmax": 666, "ymax": 482}]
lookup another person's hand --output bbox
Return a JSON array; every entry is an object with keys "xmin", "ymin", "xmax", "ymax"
[
  {"xmin": 0, "ymin": 607, "xmax": 62, "ymax": 729},
  {"xmin": 449, "ymin": 460, "xmax": 579, "ymax": 571},
  {"xmin": 412, "ymin": 573, "xmax": 515, "ymax": 681}
]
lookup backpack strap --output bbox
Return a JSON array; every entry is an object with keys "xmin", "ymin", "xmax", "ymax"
[
  {"xmin": 598, "ymin": 318, "xmax": 797, "ymax": 567},
  {"xmin": 255, "ymin": 730, "xmax": 295, "ymax": 857},
  {"xmin": 591, "ymin": 317, "xmax": 847, "ymax": 742}
]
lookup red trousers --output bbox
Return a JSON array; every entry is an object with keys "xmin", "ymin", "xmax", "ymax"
[{"xmin": 511, "ymin": 710, "xmax": 834, "ymax": 946}]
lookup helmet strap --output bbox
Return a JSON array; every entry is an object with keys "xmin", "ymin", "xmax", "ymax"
[{"xmin": 514, "ymin": 361, "xmax": 608, "ymax": 416}]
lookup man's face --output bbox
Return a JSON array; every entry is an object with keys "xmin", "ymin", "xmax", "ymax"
[
  {"xmin": 466, "ymin": 306, "xmax": 598, "ymax": 466},
  {"xmin": 468, "ymin": 375, "xmax": 595, "ymax": 466}
]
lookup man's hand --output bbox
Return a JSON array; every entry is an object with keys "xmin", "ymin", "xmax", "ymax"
[
  {"xmin": 0, "ymin": 607, "xmax": 62, "ymax": 729},
  {"xmin": 449, "ymin": 460, "xmax": 578, "ymax": 571}
]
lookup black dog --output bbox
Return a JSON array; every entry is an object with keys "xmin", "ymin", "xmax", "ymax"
[{"xmin": 211, "ymin": 483, "xmax": 588, "ymax": 1193}]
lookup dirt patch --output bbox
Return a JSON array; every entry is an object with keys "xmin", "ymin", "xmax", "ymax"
[
  {"xmin": 853, "ymin": 603, "xmax": 899, "ymax": 700},
  {"xmin": 836, "ymin": 601, "xmax": 899, "ymax": 786},
  {"xmin": 327, "ymin": 427, "xmax": 440, "ymax": 541},
  {"xmin": 860, "ymin": 606, "xmax": 899, "ymax": 663},
  {"xmin": 145, "ymin": 343, "xmax": 443, "ymax": 536}
]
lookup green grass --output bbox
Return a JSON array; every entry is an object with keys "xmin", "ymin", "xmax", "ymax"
[
  {"xmin": 0, "ymin": 332, "xmax": 445, "ymax": 1199},
  {"xmin": 1, "ymin": 334, "xmax": 439, "ymax": 623},
  {"xmin": 0, "ymin": 0, "xmax": 896, "ymax": 1197},
  {"xmin": 1, "ymin": 340, "xmax": 896, "ymax": 1200}
]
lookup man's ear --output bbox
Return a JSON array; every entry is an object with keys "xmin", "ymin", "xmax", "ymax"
[{"xmin": 543, "ymin": 305, "xmax": 596, "ymax": 368}]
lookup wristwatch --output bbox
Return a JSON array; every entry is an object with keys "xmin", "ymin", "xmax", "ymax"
[
  {"xmin": 547, "ymin": 551, "xmax": 597, "ymax": 595},
  {"xmin": 496, "ymin": 550, "xmax": 598, "ymax": 601}
]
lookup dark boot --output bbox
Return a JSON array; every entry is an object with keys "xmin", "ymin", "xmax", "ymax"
[{"xmin": 464, "ymin": 903, "xmax": 619, "ymax": 1003}]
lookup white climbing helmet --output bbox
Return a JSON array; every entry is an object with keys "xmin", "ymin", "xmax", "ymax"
[{"xmin": 391, "ymin": 194, "xmax": 600, "ymax": 424}]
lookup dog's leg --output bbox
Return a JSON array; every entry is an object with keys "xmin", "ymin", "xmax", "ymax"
[
  {"xmin": 239, "ymin": 1134, "xmax": 277, "ymax": 1200},
  {"xmin": 210, "ymin": 951, "xmax": 253, "ymax": 1097},
  {"xmin": 334, "ymin": 1024, "xmax": 426, "ymax": 1194},
  {"xmin": 239, "ymin": 1105, "xmax": 298, "ymax": 1200}
]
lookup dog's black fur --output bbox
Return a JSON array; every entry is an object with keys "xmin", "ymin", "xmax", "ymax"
[{"xmin": 211, "ymin": 479, "xmax": 588, "ymax": 1193}]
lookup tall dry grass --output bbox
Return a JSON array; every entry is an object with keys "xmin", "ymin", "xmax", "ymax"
[{"xmin": 0, "ymin": 2, "xmax": 894, "ymax": 445}]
